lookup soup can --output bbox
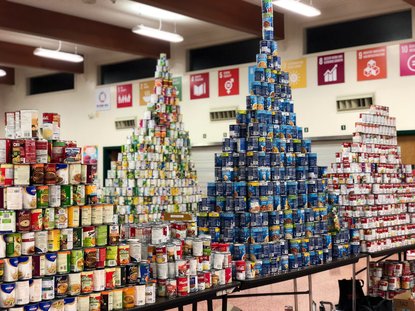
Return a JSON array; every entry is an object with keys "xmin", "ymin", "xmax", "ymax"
[
  {"xmin": 166, "ymin": 279, "xmax": 177, "ymax": 299},
  {"xmin": 93, "ymin": 269, "xmax": 105, "ymax": 292},
  {"xmin": 4, "ymin": 257, "xmax": 19, "ymax": 282},
  {"xmin": 35, "ymin": 231, "xmax": 48, "ymax": 254},
  {"xmin": 134, "ymin": 285, "xmax": 146, "ymax": 306},
  {"xmin": 18, "ymin": 255, "xmax": 32, "ymax": 280},
  {"xmin": 123, "ymin": 286, "xmax": 135, "ymax": 309},
  {"xmin": 29, "ymin": 278, "xmax": 42, "ymax": 302},
  {"xmin": 145, "ymin": 281, "xmax": 156, "ymax": 304},
  {"xmin": 42, "ymin": 276, "xmax": 55, "ymax": 300},
  {"xmin": 70, "ymin": 249, "xmax": 84, "ymax": 273},
  {"xmin": 0, "ymin": 282, "xmax": 16, "ymax": 308},
  {"xmin": 89, "ymin": 292, "xmax": 101, "ymax": 311},
  {"xmin": 68, "ymin": 272, "xmax": 81, "ymax": 296},
  {"xmin": 15, "ymin": 280, "xmax": 30, "ymax": 305},
  {"xmin": 55, "ymin": 274, "xmax": 69, "ymax": 298},
  {"xmin": 80, "ymin": 271, "xmax": 93, "ymax": 294}
]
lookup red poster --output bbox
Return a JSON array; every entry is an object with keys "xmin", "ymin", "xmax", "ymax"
[
  {"xmin": 357, "ymin": 46, "xmax": 387, "ymax": 81},
  {"xmin": 116, "ymin": 84, "xmax": 133, "ymax": 108},
  {"xmin": 317, "ymin": 53, "xmax": 345, "ymax": 85},
  {"xmin": 400, "ymin": 42, "xmax": 415, "ymax": 76},
  {"xmin": 190, "ymin": 73, "xmax": 209, "ymax": 100},
  {"xmin": 218, "ymin": 68, "xmax": 239, "ymax": 96}
]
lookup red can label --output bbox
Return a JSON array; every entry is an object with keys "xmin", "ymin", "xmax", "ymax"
[
  {"xmin": 204, "ymin": 271, "xmax": 212, "ymax": 289},
  {"xmin": 30, "ymin": 209, "xmax": 43, "ymax": 231},
  {"xmin": 177, "ymin": 276, "xmax": 188, "ymax": 296},
  {"xmin": 96, "ymin": 247, "xmax": 106, "ymax": 269}
]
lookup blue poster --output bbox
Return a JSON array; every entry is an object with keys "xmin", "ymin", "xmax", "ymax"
[{"xmin": 248, "ymin": 65, "xmax": 256, "ymax": 91}]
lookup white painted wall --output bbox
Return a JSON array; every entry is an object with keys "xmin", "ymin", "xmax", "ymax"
[{"xmin": 0, "ymin": 3, "xmax": 415, "ymax": 181}]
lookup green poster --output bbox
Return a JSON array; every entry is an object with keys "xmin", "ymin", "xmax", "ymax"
[{"xmin": 172, "ymin": 76, "xmax": 182, "ymax": 101}]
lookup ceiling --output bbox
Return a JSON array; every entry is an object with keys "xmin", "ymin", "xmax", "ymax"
[{"xmin": 0, "ymin": 0, "xmax": 412, "ymax": 85}]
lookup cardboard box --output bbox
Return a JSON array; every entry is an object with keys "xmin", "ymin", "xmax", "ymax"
[
  {"xmin": 42, "ymin": 112, "xmax": 61, "ymax": 140},
  {"xmin": 393, "ymin": 291, "xmax": 415, "ymax": 311}
]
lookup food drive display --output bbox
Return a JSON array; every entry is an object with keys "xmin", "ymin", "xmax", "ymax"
[
  {"xmin": 102, "ymin": 54, "xmax": 235, "ymax": 306},
  {"xmin": 0, "ymin": 111, "xmax": 128, "ymax": 310},
  {"xmin": 197, "ymin": 0, "xmax": 352, "ymax": 282},
  {"xmin": 327, "ymin": 105, "xmax": 415, "ymax": 254}
]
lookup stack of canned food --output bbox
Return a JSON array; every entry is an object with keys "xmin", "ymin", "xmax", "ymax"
[
  {"xmin": 117, "ymin": 221, "xmax": 233, "ymax": 302},
  {"xmin": 368, "ymin": 259, "xmax": 415, "ymax": 299},
  {"xmin": 101, "ymin": 53, "xmax": 201, "ymax": 224},
  {"xmin": 198, "ymin": 0, "xmax": 350, "ymax": 281},
  {"xmin": 326, "ymin": 105, "xmax": 415, "ymax": 254}
]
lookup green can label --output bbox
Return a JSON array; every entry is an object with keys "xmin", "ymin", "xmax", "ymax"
[
  {"xmin": 5, "ymin": 233, "xmax": 21, "ymax": 257},
  {"xmin": 43, "ymin": 208, "xmax": 55, "ymax": 230},
  {"xmin": 72, "ymin": 227, "xmax": 83, "ymax": 249},
  {"xmin": 96, "ymin": 225, "xmax": 108, "ymax": 246},
  {"xmin": 70, "ymin": 249, "xmax": 84, "ymax": 272},
  {"xmin": 36, "ymin": 186, "xmax": 49, "ymax": 208},
  {"xmin": 106, "ymin": 246, "xmax": 118, "ymax": 267},
  {"xmin": 61, "ymin": 185, "xmax": 73, "ymax": 207},
  {"xmin": 73, "ymin": 185, "xmax": 85, "ymax": 206}
]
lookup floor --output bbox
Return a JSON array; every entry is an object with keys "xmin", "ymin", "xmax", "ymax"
[{"xmin": 170, "ymin": 256, "xmax": 375, "ymax": 311}]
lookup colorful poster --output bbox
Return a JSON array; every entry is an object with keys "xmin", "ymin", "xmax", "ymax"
[
  {"xmin": 218, "ymin": 68, "xmax": 239, "ymax": 96},
  {"xmin": 281, "ymin": 58, "xmax": 307, "ymax": 89},
  {"xmin": 400, "ymin": 42, "xmax": 415, "ymax": 76},
  {"xmin": 317, "ymin": 53, "xmax": 345, "ymax": 85},
  {"xmin": 357, "ymin": 46, "xmax": 387, "ymax": 81},
  {"xmin": 139, "ymin": 80, "xmax": 155, "ymax": 106},
  {"xmin": 172, "ymin": 77, "xmax": 182, "ymax": 101},
  {"xmin": 116, "ymin": 84, "xmax": 133, "ymax": 108},
  {"xmin": 190, "ymin": 72, "xmax": 209, "ymax": 100},
  {"xmin": 248, "ymin": 65, "xmax": 256, "ymax": 90},
  {"xmin": 95, "ymin": 87, "xmax": 111, "ymax": 111}
]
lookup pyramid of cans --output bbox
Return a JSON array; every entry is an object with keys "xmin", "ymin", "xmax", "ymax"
[
  {"xmin": 326, "ymin": 105, "xmax": 415, "ymax": 254},
  {"xmin": 197, "ymin": 0, "xmax": 351, "ymax": 281},
  {"xmin": 102, "ymin": 54, "xmax": 233, "ymax": 304},
  {"xmin": 0, "ymin": 111, "xmax": 128, "ymax": 310}
]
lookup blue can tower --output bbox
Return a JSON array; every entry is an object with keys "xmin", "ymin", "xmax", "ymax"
[{"xmin": 198, "ymin": 0, "xmax": 349, "ymax": 278}]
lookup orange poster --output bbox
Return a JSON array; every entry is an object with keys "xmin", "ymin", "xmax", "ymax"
[
  {"xmin": 139, "ymin": 80, "xmax": 155, "ymax": 106},
  {"xmin": 357, "ymin": 46, "xmax": 387, "ymax": 81}
]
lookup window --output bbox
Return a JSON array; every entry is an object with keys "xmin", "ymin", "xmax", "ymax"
[
  {"xmin": 29, "ymin": 73, "xmax": 74, "ymax": 95},
  {"xmin": 306, "ymin": 10, "xmax": 412, "ymax": 54},
  {"xmin": 100, "ymin": 58, "xmax": 157, "ymax": 85},
  {"xmin": 189, "ymin": 38, "xmax": 259, "ymax": 71}
]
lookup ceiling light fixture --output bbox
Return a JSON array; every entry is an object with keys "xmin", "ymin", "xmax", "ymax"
[
  {"xmin": 132, "ymin": 24, "xmax": 184, "ymax": 43},
  {"xmin": 0, "ymin": 69, "xmax": 6, "ymax": 77},
  {"xmin": 273, "ymin": 0, "xmax": 321, "ymax": 17},
  {"xmin": 33, "ymin": 41, "xmax": 84, "ymax": 63}
]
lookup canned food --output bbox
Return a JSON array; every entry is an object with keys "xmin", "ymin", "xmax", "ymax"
[{"xmin": 80, "ymin": 271, "xmax": 93, "ymax": 294}]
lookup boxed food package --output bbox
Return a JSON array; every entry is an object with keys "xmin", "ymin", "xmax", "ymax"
[
  {"xmin": 19, "ymin": 110, "xmax": 39, "ymax": 139},
  {"xmin": 4, "ymin": 112, "xmax": 15, "ymax": 139},
  {"xmin": 42, "ymin": 112, "xmax": 60, "ymax": 140},
  {"xmin": 393, "ymin": 291, "xmax": 415, "ymax": 311}
]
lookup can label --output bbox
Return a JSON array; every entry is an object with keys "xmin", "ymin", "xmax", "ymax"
[
  {"xmin": 82, "ymin": 226, "xmax": 96, "ymax": 247},
  {"xmin": 81, "ymin": 271, "xmax": 93, "ymax": 293},
  {"xmin": 96, "ymin": 225, "xmax": 108, "ymax": 246},
  {"xmin": 36, "ymin": 186, "xmax": 49, "ymax": 208},
  {"xmin": 57, "ymin": 251, "xmax": 70, "ymax": 274},
  {"xmin": 68, "ymin": 272, "xmax": 81, "ymax": 296},
  {"xmin": 84, "ymin": 248, "xmax": 97, "ymax": 270},
  {"xmin": 55, "ymin": 274, "xmax": 69, "ymax": 297},
  {"xmin": 70, "ymin": 249, "xmax": 84, "ymax": 273}
]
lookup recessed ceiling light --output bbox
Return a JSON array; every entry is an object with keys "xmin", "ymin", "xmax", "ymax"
[{"xmin": 0, "ymin": 69, "xmax": 6, "ymax": 77}]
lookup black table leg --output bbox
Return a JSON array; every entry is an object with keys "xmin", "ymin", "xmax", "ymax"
[
  {"xmin": 222, "ymin": 295, "xmax": 228, "ymax": 311},
  {"xmin": 178, "ymin": 306, "xmax": 184, "ymax": 311},
  {"xmin": 207, "ymin": 299, "xmax": 213, "ymax": 311},
  {"xmin": 192, "ymin": 302, "xmax": 198, "ymax": 311}
]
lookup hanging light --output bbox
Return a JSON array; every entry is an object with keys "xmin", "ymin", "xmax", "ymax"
[
  {"xmin": 273, "ymin": 0, "xmax": 321, "ymax": 17},
  {"xmin": 132, "ymin": 24, "xmax": 183, "ymax": 43},
  {"xmin": 0, "ymin": 69, "xmax": 6, "ymax": 77},
  {"xmin": 33, "ymin": 41, "xmax": 84, "ymax": 63}
]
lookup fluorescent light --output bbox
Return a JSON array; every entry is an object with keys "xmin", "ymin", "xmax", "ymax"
[
  {"xmin": 33, "ymin": 48, "xmax": 84, "ymax": 63},
  {"xmin": 273, "ymin": 0, "xmax": 321, "ymax": 17},
  {"xmin": 0, "ymin": 69, "xmax": 6, "ymax": 77},
  {"xmin": 132, "ymin": 3, "xmax": 186, "ymax": 21},
  {"xmin": 132, "ymin": 25, "xmax": 184, "ymax": 43}
]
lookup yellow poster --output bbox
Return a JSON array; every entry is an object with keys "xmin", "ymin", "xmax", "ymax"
[
  {"xmin": 282, "ymin": 58, "xmax": 307, "ymax": 89},
  {"xmin": 139, "ymin": 80, "xmax": 155, "ymax": 106}
]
